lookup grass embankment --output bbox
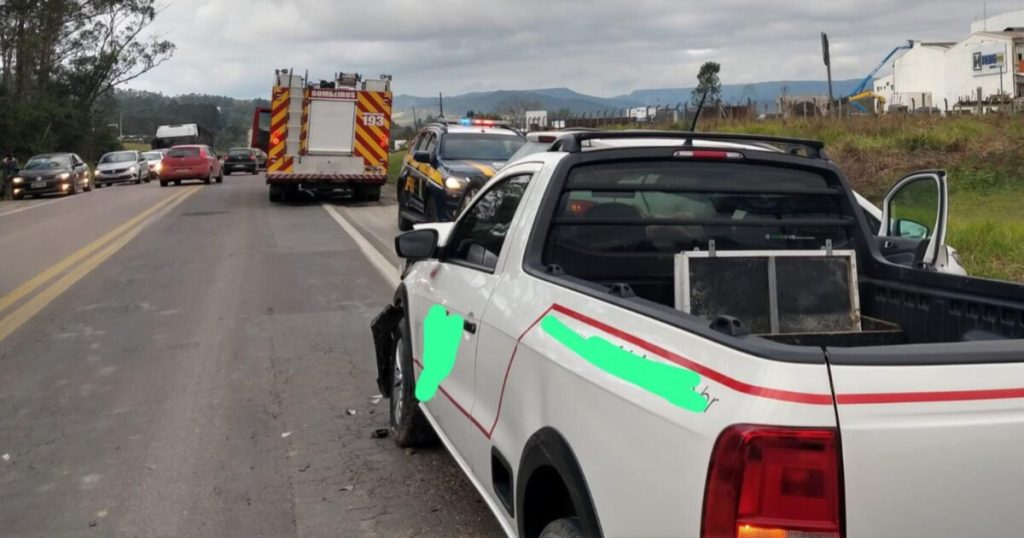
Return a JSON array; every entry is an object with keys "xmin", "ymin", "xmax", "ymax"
[
  {"xmin": 706, "ymin": 115, "xmax": 1024, "ymax": 281},
  {"xmin": 388, "ymin": 151, "xmax": 405, "ymax": 184},
  {"xmin": 122, "ymin": 142, "xmax": 150, "ymax": 152}
]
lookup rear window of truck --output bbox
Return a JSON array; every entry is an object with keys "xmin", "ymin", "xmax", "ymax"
[
  {"xmin": 545, "ymin": 161, "xmax": 852, "ymax": 255},
  {"xmin": 539, "ymin": 160, "xmax": 857, "ymax": 307}
]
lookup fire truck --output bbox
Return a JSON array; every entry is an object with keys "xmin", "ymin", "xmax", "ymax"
[{"xmin": 265, "ymin": 70, "xmax": 392, "ymax": 203}]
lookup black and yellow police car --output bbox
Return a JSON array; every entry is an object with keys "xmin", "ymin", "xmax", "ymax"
[{"xmin": 396, "ymin": 118, "xmax": 525, "ymax": 230}]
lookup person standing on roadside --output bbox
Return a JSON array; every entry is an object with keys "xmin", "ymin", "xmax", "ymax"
[{"xmin": 1, "ymin": 153, "xmax": 19, "ymax": 200}]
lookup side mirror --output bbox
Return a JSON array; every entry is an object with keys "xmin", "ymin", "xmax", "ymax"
[
  {"xmin": 395, "ymin": 229, "xmax": 439, "ymax": 259},
  {"xmin": 412, "ymin": 150, "xmax": 432, "ymax": 164},
  {"xmin": 894, "ymin": 219, "xmax": 929, "ymax": 239}
]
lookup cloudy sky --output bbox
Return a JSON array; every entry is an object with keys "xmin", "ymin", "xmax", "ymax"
[{"xmin": 128, "ymin": 0, "xmax": 1022, "ymax": 99}]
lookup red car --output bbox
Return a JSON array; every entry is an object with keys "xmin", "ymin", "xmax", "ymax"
[{"xmin": 158, "ymin": 145, "xmax": 223, "ymax": 187}]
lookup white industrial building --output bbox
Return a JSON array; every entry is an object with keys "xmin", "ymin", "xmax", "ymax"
[{"xmin": 873, "ymin": 10, "xmax": 1024, "ymax": 113}]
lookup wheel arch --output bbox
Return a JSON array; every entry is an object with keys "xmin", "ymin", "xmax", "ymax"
[{"xmin": 516, "ymin": 427, "xmax": 602, "ymax": 538}]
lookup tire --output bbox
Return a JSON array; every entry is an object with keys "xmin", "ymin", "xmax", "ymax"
[
  {"xmin": 175, "ymin": 180, "xmax": 181, "ymax": 186},
  {"xmin": 203, "ymin": 173, "xmax": 212, "ymax": 185},
  {"xmin": 216, "ymin": 169, "xmax": 224, "ymax": 183},
  {"xmin": 390, "ymin": 322, "xmax": 433, "ymax": 447},
  {"xmin": 539, "ymin": 518, "xmax": 584, "ymax": 538},
  {"xmin": 269, "ymin": 190, "xmax": 282, "ymax": 202},
  {"xmin": 397, "ymin": 187, "xmax": 414, "ymax": 231},
  {"xmin": 159, "ymin": 180, "xmax": 167, "ymax": 187},
  {"xmin": 425, "ymin": 194, "xmax": 439, "ymax": 223},
  {"xmin": 68, "ymin": 181, "xmax": 77, "ymax": 195}
]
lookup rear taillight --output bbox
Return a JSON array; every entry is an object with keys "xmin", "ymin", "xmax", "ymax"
[{"xmin": 702, "ymin": 425, "xmax": 843, "ymax": 538}]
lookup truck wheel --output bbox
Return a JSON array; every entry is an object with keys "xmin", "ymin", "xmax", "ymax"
[
  {"xmin": 425, "ymin": 194, "xmax": 439, "ymax": 223},
  {"xmin": 539, "ymin": 518, "xmax": 584, "ymax": 538},
  {"xmin": 390, "ymin": 322, "xmax": 433, "ymax": 447},
  {"xmin": 358, "ymin": 185, "xmax": 381, "ymax": 202},
  {"xmin": 269, "ymin": 186, "xmax": 284, "ymax": 202}
]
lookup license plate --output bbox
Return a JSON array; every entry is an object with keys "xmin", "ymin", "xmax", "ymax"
[{"xmin": 32, "ymin": 181, "xmax": 46, "ymax": 189}]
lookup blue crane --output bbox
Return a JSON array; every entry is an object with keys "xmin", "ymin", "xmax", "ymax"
[{"xmin": 842, "ymin": 40, "xmax": 914, "ymax": 113}]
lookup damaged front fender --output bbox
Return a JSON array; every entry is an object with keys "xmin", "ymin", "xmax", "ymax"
[{"xmin": 370, "ymin": 303, "xmax": 404, "ymax": 395}]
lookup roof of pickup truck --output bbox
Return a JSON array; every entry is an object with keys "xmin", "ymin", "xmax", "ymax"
[{"xmin": 552, "ymin": 130, "xmax": 826, "ymax": 159}]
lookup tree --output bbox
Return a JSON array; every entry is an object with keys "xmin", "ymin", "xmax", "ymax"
[
  {"xmin": 0, "ymin": 0, "xmax": 175, "ymax": 159},
  {"xmin": 690, "ymin": 61, "xmax": 722, "ymax": 106}
]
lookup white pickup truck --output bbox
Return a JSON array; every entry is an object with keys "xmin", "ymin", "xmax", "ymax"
[{"xmin": 371, "ymin": 131, "xmax": 1024, "ymax": 538}]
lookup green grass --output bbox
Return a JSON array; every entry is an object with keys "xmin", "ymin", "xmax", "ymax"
[
  {"xmin": 945, "ymin": 190, "xmax": 1024, "ymax": 282},
  {"xmin": 122, "ymin": 141, "xmax": 150, "ymax": 152},
  {"xmin": 388, "ymin": 151, "xmax": 405, "ymax": 184}
]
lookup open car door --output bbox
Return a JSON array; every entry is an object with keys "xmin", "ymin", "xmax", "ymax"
[{"xmin": 876, "ymin": 170, "xmax": 953, "ymax": 272}]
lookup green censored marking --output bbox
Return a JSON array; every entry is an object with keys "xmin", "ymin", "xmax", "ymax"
[
  {"xmin": 417, "ymin": 304, "xmax": 464, "ymax": 402},
  {"xmin": 540, "ymin": 315, "xmax": 707, "ymax": 413}
]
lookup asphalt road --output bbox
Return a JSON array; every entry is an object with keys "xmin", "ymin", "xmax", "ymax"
[{"xmin": 0, "ymin": 175, "xmax": 502, "ymax": 537}]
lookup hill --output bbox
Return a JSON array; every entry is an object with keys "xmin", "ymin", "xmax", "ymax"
[{"xmin": 392, "ymin": 79, "xmax": 863, "ymax": 124}]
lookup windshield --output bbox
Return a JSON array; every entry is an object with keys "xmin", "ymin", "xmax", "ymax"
[
  {"xmin": 100, "ymin": 152, "xmax": 138, "ymax": 164},
  {"xmin": 506, "ymin": 140, "xmax": 552, "ymax": 164},
  {"xmin": 441, "ymin": 134, "xmax": 524, "ymax": 161},
  {"xmin": 142, "ymin": 151, "xmax": 163, "ymax": 160},
  {"xmin": 23, "ymin": 156, "xmax": 69, "ymax": 170}
]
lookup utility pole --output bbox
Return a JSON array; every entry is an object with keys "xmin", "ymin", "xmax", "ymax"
[
  {"xmin": 438, "ymin": 92, "xmax": 444, "ymax": 118},
  {"xmin": 412, "ymin": 107, "xmax": 419, "ymax": 128},
  {"xmin": 821, "ymin": 32, "xmax": 835, "ymax": 116}
]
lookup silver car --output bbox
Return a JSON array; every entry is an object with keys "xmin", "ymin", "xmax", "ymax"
[{"xmin": 95, "ymin": 150, "xmax": 150, "ymax": 187}]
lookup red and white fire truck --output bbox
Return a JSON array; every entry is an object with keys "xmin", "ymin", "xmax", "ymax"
[{"xmin": 265, "ymin": 70, "xmax": 393, "ymax": 203}]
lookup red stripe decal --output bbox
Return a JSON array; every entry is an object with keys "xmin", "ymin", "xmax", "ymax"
[{"xmin": 837, "ymin": 387, "xmax": 1024, "ymax": 405}]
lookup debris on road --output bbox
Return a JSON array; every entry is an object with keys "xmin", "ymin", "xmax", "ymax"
[
  {"xmin": 345, "ymin": 408, "xmax": 357, "ymax": 416},
  {"xmin": 370, "ymin": 394, "xmax": 383, "ymax": 405},
  {"xmin": 1, "ymin": 453, "xmax": 10, "ymax": 462},
  {"xmin": 299, "ymin": 463, "xmax": 311, "ymax": 472},
  {"xmin": 281, "ymin": 431, "xmax": 292, "ymax": 438},
  {"xmin": 340, "ymin": 485, "xmax": 354, "ymax": 492},
  {"xmin": 405, "ymin": 448, "xmax": 415, "ymax": 456},
  {"xmin": 371, "ymin": 428, "xmax": 389, "ymax": 439}
]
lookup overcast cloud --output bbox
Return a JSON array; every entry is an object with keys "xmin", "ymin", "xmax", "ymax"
[{"xmin": 128, "ymin": 0, "xmax": 1023, "ymax": 99}]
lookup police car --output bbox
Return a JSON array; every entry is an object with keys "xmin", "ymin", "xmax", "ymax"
[{"xmin": 396, "ymin": 118, "xmax": 525, "ymax": 230}]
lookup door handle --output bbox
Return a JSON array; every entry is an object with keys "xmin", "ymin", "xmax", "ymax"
[{"xmin": 463, "ymin": 320, "xmax": 477, "ymax": 334}]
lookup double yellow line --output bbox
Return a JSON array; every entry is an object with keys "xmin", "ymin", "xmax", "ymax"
[{"xmin": 0, "ymin": 186, "xmax": 201, "ymax": 343}]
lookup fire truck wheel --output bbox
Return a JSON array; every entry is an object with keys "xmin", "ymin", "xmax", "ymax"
[
  {"xmin": 358, "ymin": 186, "xmax": 381, "ymax": 202},
  {"xmin": 269, "ymin": 186, "xmax": 284, "ymax": 203},
  {"xmin": 159, "ymin": 180, "xmax": 167, "ymax": 187}
]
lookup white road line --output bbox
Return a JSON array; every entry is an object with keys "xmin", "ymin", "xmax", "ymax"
[
  {"xmin": 321, "ymin": 203, "xmax": 401, "ymax": 288},
  {"xmin": 0, "ymin": 196, "xmax": 70, "ymax": 217}
]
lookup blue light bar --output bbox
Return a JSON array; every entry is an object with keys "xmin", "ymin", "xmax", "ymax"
[{"xmin": 459, "ymin": 118, "xmax": 472, "ymax": 125}]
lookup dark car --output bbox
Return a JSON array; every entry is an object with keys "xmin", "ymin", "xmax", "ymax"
[
  {"xmin": 95, "ymin": 150, "xmax": 150, "ymax": 187},
  {"xmin": 396, "ymin": 118, "xmax": 525, "ymax": 230},
  {"xmin": 223, "ymin": 147, "xmax": 260, "ymax": 175},
  {"xmin": 10, "ymin": 153, "xmax": 92, "ymax": 199}
]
